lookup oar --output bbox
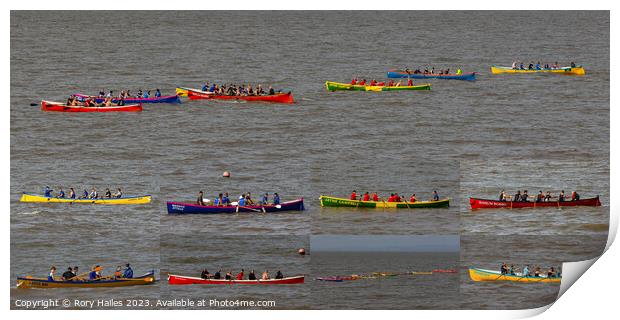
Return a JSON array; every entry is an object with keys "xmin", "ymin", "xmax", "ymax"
[
  {"xmin": 237, "ymin": 206, "xmax": 262, "ymax": 213},
  {"xmin": 30, "ymin": 103, "xmax": 38, "ymax": 106},
  {"xmin": 67, "ymin": 270, "xmax": 93, "ymax": 281},
  {"xmin": 402, "ymin": 198, "xmax": 412, "ymax": 209}
]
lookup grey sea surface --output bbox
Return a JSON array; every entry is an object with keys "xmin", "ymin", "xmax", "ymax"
[{"xmin": 10, "ymin": 10, "xmax": 609, "ymax": 309}]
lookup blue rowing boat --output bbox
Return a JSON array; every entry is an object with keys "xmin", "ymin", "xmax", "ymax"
[
  {"xmin": 387, "ymin": 70, "xmax": 476, "ymax": 81},
  {"xmin": 167, "ymin": 198, "xmax": 305, "ymax": 214}
]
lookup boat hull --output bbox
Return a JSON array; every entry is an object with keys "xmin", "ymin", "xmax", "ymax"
[
  {"xmin": 469, "ymin": 196, "xmax": 601, "ymax": 209},
  {"xmin": 325, "ymin": 81, "xmax": 431, "ymax": 92},
  {"xmin": 168, "ymin": 274, "xmax": 304, "ymax": 285},
  {"xmin": 17, "ymin": 271, "xmax": 156, "ymax": 288},
  {"xmin": 20, "ymin": 193, "xmax": 151, "ymax": 205},
  {"xmin": 175, "ymin": 87, "xmax": 209, "ymax": 97},
  {"xmin": 167, "ymin": 198, "xmax": 304, "ymax": 214},
  {"xmin": 387, "ymin": 70, "xmax": 476, "ymax": 81},
  {"xmin": 491, "ymin": 66, "xmax": 585, "ymax": 75},
  {"xmin": 319, "ymin": 195, "xmax": 449, "ymax": 208},
  {"xmin": 75, "ymin": 94, "xmax": 181, "ymax": 104},
  {"xmin": 469, "ymin": 268, "xmax": 560, "ymax": 283},
  {"xmin": 187, "ymin": 90, "xmax": 294, "ymax": 103},
  {"xmin": 41, "ymin": 100, "xmax": 142, "ymax": 112}
]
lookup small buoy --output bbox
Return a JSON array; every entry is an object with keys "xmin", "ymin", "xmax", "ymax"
[
  {"xmin": 298, "ymin": 248, "xmax": 306, "ymax": 255},
  {"xmin": 222, "ymin": 171, "xmax": 230, "ymax": 178}
]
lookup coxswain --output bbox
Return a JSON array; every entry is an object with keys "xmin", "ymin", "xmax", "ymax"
[
  {"xmin": 114, "ymin": 188, "xmax": 122, "ymax": 198},
  {"xmin": 275, "ymin": 270, "xmax": 284, "ymax": 279},
  {"xmin": 197, "ymin": 191, "xmax": 205, "ymax": 206},
  {"xmin": 260, "ymin": 193, "xmax": 269, "ymax": 205},
  {"xmin": 222, "ymin": 192, "xmax": 231, "ymax": 206},
  {"xmin": 105, "ymin": 188, "xmax": 112, "ymax": 198},
  {"xmin": 248, "ymin": 270, "xmax": 257, "ymax": 280},
  {"xmin": 89, "ymin": 187, "xmax": 98, "ymax": 199},
  {"xmin": 225, "ymin": 271, "xmax": 233, "ymax": 280},
  {"xmin": 122, "ymin": 264, "xmax": 133, "ymax": 278},
  {"xmin": 114, "ymin": 266, "xmax": 122, "ymax": 279},
  {"xmin": 432, "ymin": 190, "xmax": 440, "ymax": 201},
  {"xmin": 559, "ymin": 190, "xmax": 565, "ymax": 202},
  {"xmin": 69, "ymin": 188, "xmax": 76, "ymax": 199},
  {"xmin": 48, "ymin": 266, "xmax": 57, "ymax": 281},
  {"xmin": 261, "ymin": 270, "xmax": 270, "ymax": 280},
  {"xmin": 410, "ymin": 193, "xmax": 416, "ymax": 202},
  {"xmin": 213, "ymin": 269, "xmax": 221, "ymax": 279},
  {"xmin": 44, "ymin": 186, "xmax": 53, "ymax": 197},
  {"xmin": 571, "ymin": 191, "xmax": 580, "ymax": 201},
  {"xmin": 57, "ymin": 188, "xmax": 65, "ymax": 198},
  {"xmin": 407, "ymin": 78, "xmax": 413, "ymax": 86},
  {"xmin": 521, "ymin": 190, "xmax": 529, "ymax": 202},
  {"xmin": 350, "ymin": 190, "xmax": 357, "ymax": 200},
  {"xmin": 536, "ymin": 191, "xmax": 544, "ymax": 203},
  {"xmin": 61, "ymin": 267, "xmax": 74, "ymax": 280},
  {"xmin": 350, "ymin": 78, "xmax": 357, "ymax": 85},
  {"xmin": 155, "ymin": 89, "xmax": 162, "ymax": 97},
  {"xmin": 201, "ymin": 269, "xmax": 211, "ymax": 279},
  {"xmin": 371, "ymin": 192, "xmax": 379, "ymax": 202},
  {"xmin": 273, "ymin": 192, "xmax": 280, "ymax": 205},
  {"xmin": 362, "ymin": 192, "xmax": 370, "ymax": 201},
  {"xmin": 236, "ymin": 269, "xmax": 244, "ymax": 280}
]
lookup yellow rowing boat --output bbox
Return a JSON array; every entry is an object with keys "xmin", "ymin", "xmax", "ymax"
[
  {"xmin": 469, "ymin": 268, "xmax": 561, "ymax": 283},
  {"xmin": 20, "ymin": 193, "xmax": 151, "ymax": 205}
]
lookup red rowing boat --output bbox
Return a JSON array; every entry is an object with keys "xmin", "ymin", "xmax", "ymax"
[
  {"xmin": 167, "ymin": 274, "xmax": 304, "ymax": 285},
  {"xmin": 41, "ymin": 100, "xmax": 142, "ymax": 112},
  {"xmin": 187, "ymin": 90, "xmax": 294, "ymax": 104},
  {"xmin": 469, "ymin": 196, "xmax": 601, "ymax": 209}
]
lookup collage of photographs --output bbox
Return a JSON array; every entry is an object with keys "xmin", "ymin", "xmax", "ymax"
[{"xmin": 8, "ymin": 8, "xmax": 612, "ymax": 315}]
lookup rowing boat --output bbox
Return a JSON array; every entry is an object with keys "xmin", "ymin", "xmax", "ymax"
[
  {"xmin": 41, "ymin": 100, "xmax": 142, "ymax": 112},
  {"xmin": 325, "ymin": 81, "xmax": 431, "ymax": 92},
  {"xmin": 469, "ymin": 268, "xmax": 561, "ymax": 283},
  {"xmin": 17, "ymin": 271, "xmax": 156, "ymax": 288},
  {"xmin": 167, "ymin": 198, "xmax": 304, "ymax": 214},
  {"xmin": 432, "ymin": 269, "xmax": 457, "ymax": 273},
  {"xmin": 490, "ymin": 66, "xmax": 586, "ymax": 75},
  {"xmin": 74, "ymin": 93, "xmax": 181, "ymax": 104},
  {"xmin": 387, "ymin": 70, "xmax": 477, "ymax": 81},
  {"xmin": 316, "ymin": 276, "xmax": 344, "ymax": 282},
  {"xmin": 187, "ymin": 90, "xmax": 294, "ymax": 103},
  {"xmin": 469, "ymin": 196, "xmax": 601, "ymax": 209},
  {"xmin": 319, "ymin": 195, "xmax": 449, "ymax": 209},
  {"xmin": 175, "ymin": 87, "xmax": 211, "ymax": 97},
  {"xmin": 372, "ymin": 272, "xmax": 399, "ymax": 277},
  {"xmin": 411, "ymin": 271, "xmax": 433, "ymax": 275},
  {"xmin": 168, "ymin": 274, "xmax": 304, "ymax": 285},
  {"xmin": 20, "ymin": 193, "xmax": 152, "ymax": 205}
]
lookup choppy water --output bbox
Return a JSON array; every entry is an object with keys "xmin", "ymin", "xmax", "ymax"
[{"xmin": 10, "ymin": 11, "xmax": 609, "ymax": 309}]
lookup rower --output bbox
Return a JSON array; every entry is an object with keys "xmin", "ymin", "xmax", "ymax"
[
  {"xmin": 500, "ymin": 262, "xmax": 508, "ymax": 275},
  {"xmin": 238, "ymin": 194, "xmax": 246, "ymax": 206},
  {"xmin": 260, "ymin": 193, "xmax": 269, "ymax": 205},
  {"xmin": 387, "ymin": 80, "xmax": 394, "ymax": 87},
  {"xmin": 432, "ymin": 190, "xmax": 440, "ymax": 201},
  {"xmin": 44, "ymin": 186, "xmax": 53, "ymax": 198},
  {"xmin": 548, "ymin": 267, "xmax": 556, "ymax": 278},
  {"xmin": 410, "ymin": 193, "xmax": 416, "ymax": 202},
  {"xmin": 275, "ymin": 270, "xmax": 284, "ymax": 279},
  {"xmin": 201, "ymin": 269, "xmax": 211, "ymax": 279},
  {"xmin": 362, "ymin": 192, "xmax": 370, "ymax": 201},
  {"xmin": 528, "ymin": 63, "xmax": 534, "ymax": 70},
  {"xmin": 246, "ymin": 192, "xmax": 254, "ymax": 205},
  {"xmin": 544, "ymin": 191, "xmax": 551, "ymax": 202},
  {"xmin": 81, "ymin": 189, "xmax": 89, "ymax": 199},
  {"xmin": 61, "ymin": 267, "xmax": 74, "ymax": 280},
  {"xmin": 512, "ymin": 61, "xmax": 518, "ymax": 69},
  {"xmin": 197, "ymin": 191, "xmax": 205, "ymax": 206},
  {"xmin": 572, "ymin": 191, "xmax": 580, "ymax": 201},
  {"xmin": 214, "ymin": 193, "xmax": 223, "ymax": 206},
  {"xmin": 536, "ymin": 191, "xmax": 544, "ymax": 203},
  {"xmin": 571, "ymin": 62, "xmax": 576, "ymax": 68},
  {"xmin": 69, "ymin": 188, "xmax": 76, "ymax": 199},
  {"xmin": 248, "ymin": 270, "xmax": 257, "ymax": 280},
  {"xmin": 535, "ymin": 62, "xmax": 541, "ymax": 70},
  {"xmin": 387, "ymin": 193, "xmax": 395, "ymax": 202},
  {"xmin": 407, "ymin": 78, "xmax": 413, "ymax": 86},
  {"xmin": 155, "ymin": 89, "xmax": 162, "ymax": 97},
  {"xmin": 498, "ymin": 190, "xmax": 505, "ymax": 201},
  {"xmin": 236, "ymin": 269, "xmax": 244, "ymax": 280},
  {"xmin": 268, "ymin": 86, "xmax": 275, "ymax": 95},
  {"xmin": 89, "ymin": 187, "xmax": 98, "ymax": 199},
  {"xmin": 105, "ymin": 188, "xmax": 112, "ymax": 198},
  {"xmin": 213, "ymin": 269, "xmax": 221, "ymax": 279},
  {"xmin": 509, "ymin": 265, "xmax": 516, "ymax": 275},
  {"xmin": 358, "ymin": 79, "xmax": 366, "ymax": 85},
  {"xmin": 522, "ymin": 265, "xmax": 530, "ymax": 276},
  {"xmin": 559, "ymin": 190, "xmax": 565, "ymax": 202},
  {"xmin": 261, "ymin": 270, "xmax": 270, "ymax": 280},
  {"xmin": 369, "ymin": 79, "xmax": 377, "ymax": 86},
  {"xmin": 456, "ymin": 68, "xmax": 462, "ymax": 75},
  {"xmin": 89, "ymin": 266, "xmax": 102, "ymax": 280},
  {"xmin": 202, "ymin": 83, "xmax": 209, "ymax": 92},
  {"xmin": 371, "ymin": 192, "xmax": 379, "ymax": 202},
  {"xmin": 48, "ymin": 266, "xmax": 57, "ymax": 281},
  {"xmin": 114, "ymin": 266, "xmax": 122, "ymax": 279},
  {"xmin": 57, "ymin": 188, "xmax": 65, "ymax": 198},
  {"xmin": 350, "ymin": 190, "xmax": 357, "ymax": 200},
  {"xmin": 114, "ymin": 188, "xmax": 122, "ymax": 198},
  {"xmin": 123, "ymin": 264, "xmax": 133, "ymax": 278},
  {"xmin": 73, "ymin": 266, "xmax": 80, "ymax": 280},
  {"xmin": 394, "ymin": 192, "xmax": 401, "ymax": 202},
  {"xmin": 223, "ymin": 192, "xmax": 231, "ymax": 206},
  {"xmin": 519, "ymin": 62, "xmax": 525, "ymax": 69},
  {"xmin": 143, "ymin": 91, "xmax": 150, "ymax": 98},
  {"xmin": 225, "ymin": 271, "xmax": 233, "ymax": 280},
  {"xmin": 273, "ymin": 193, "xmax": 280, "ymax": 205},
  {"xmin": 521, "ymin": 190, "xmax": 529, "ymax": 202},
  {"xmin": 534, "ymin": 267, "xmax": 541, "ymax": 277}
]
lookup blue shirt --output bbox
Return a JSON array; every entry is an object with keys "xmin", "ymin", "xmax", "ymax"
[
  {"xmin": 89, "ymin": 271, "xmax": 98, "ymax": 280},
  {"xmin": 433, "ymin": 194, "xmax": 439, "ymax": 201},
  {"xmin": 214, "ymin": 198, "xmax": 220, "ymax": 205},
  {"xmin": 202, "ymin": 85, "xmax": 208, "ymax": 91},
  {"xmin": 273, "ymin": 195, "xmax": 280, "ymax": 205},
  {"xmin": 70, "ymin": 192, "xmax": 76, "ymax": 199},
  {"xmin": 222, "ymin": 196, "xmax": 230, "ymax": 205},
  {"xmin": 58, "ymin": 191, "xmax": 65, "ymax": 198},
  {"xmin": 143, "ymin": 93, "xmax": 149, "ymax": 98},
  {"xmin": 209, "ymin": 85, "xmax": 216, "ymax": 92},
  {"xmin": 523, "ymin": 267, "xmax": 529, "ymax": 276},
  {"xmin": 44, "ymin": 187, "xmax": 52, "ymax": 197},
  {"xmin": 123, "ymin": 267, "xmax": 133, "ymax": 278},
  {"xmin": 261, "ymin": 195, "xmax": 268, "ymax": 204},
  {"xmin": 238, "ymin": 198, "xmax": 245, "ymax": 206},
  {"xmin": 155, "ymin": 91, "xmax": 161, "ymax": 97},
  {"xmin": 83, "ymin": 190, "xmax": 88, "ymax": 198},
  {"xmin": 535, "ymin": 64, "xmax": 541, "ymax": 70}
]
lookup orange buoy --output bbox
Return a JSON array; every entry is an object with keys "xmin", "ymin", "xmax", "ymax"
[
  {"xmin": 222, "ymin": 171, "xmax": 230, "ymax": 178},
  {"xmin": 298, "ymin": 248, "xmax": 306, "ymax": 255}
]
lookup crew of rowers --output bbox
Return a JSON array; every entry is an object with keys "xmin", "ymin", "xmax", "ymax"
[
  {"xmin": 64, "ymin": 89, "xmax": 163, "ymax": 107},
  {"xmin": 43, "ymin": 186, "xmax": 123, "ymax": 199},
  {"xmin": 350, "ymin": 78, "xmax": 417, "ymax": 87},
  {"xmin": 498, "ymin": 189, "xmax": 580, "ymax": 202},
  {"xmin": 196, "ymin": 191, "xmax": 281, "ymax": 206},
  {"xmin": 200, "ymin": 82, "xmax": 279, "ymax": 96},
  {"xmin": 200, "ymin": 268, "xmax": 285, "ymax": 281},
  {"xmin": 48, "ymin": 263, "xmax": 134, "ymax": 281},
  {"xmin": 349, "ymin": 190, "xmax": 441, "ymax": 202},
  {"xmin": 510, "ymin": 61, "xmax": 577, "ymax": 70},
  {"xmin": 402, "ymin": 67, "xmax": 463, "ymax": 75},
  {"xmin": 500, "ymin": 262, "xmax": 561, "ymax": 278}
]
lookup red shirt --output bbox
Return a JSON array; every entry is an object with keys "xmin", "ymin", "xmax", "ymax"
[
  {"xmin": 377, "ymin": 82, "xmax": 385, "ymax": 86},
  {"xmin": 236, "ymin": 272, "xmax": 244, "ymax": 280},
  {"xmin": 410, "ymin": 196, "xmax": 416, "ymax": 202},
  {"xmin": 407, "ymin": 79, "xmax": 413, "ymax": 86},
  {"xmin": 350, "ymin": 192, "xmax": 357, "ymax": 200},
  {"xmin": 370, "ymin": 80, "xmax": 377, "ymax": 86},
  {"xmin": 351, "ymin": 79, "xmax": 357, "ymax": 85},
  {"xmin": 372, "ymin": 194, "xmax": 379, "ymax": 201},
  {"xmin": 387, "ymin": 195, "xmax": 394, "ymax": 202},
  {"xmin": 362, "ymin": 194, "xmax": 370, "ymax": 201},
  {"xmin": 359, "ymin": 80, "xmax": 366, "ymax": 85}
]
